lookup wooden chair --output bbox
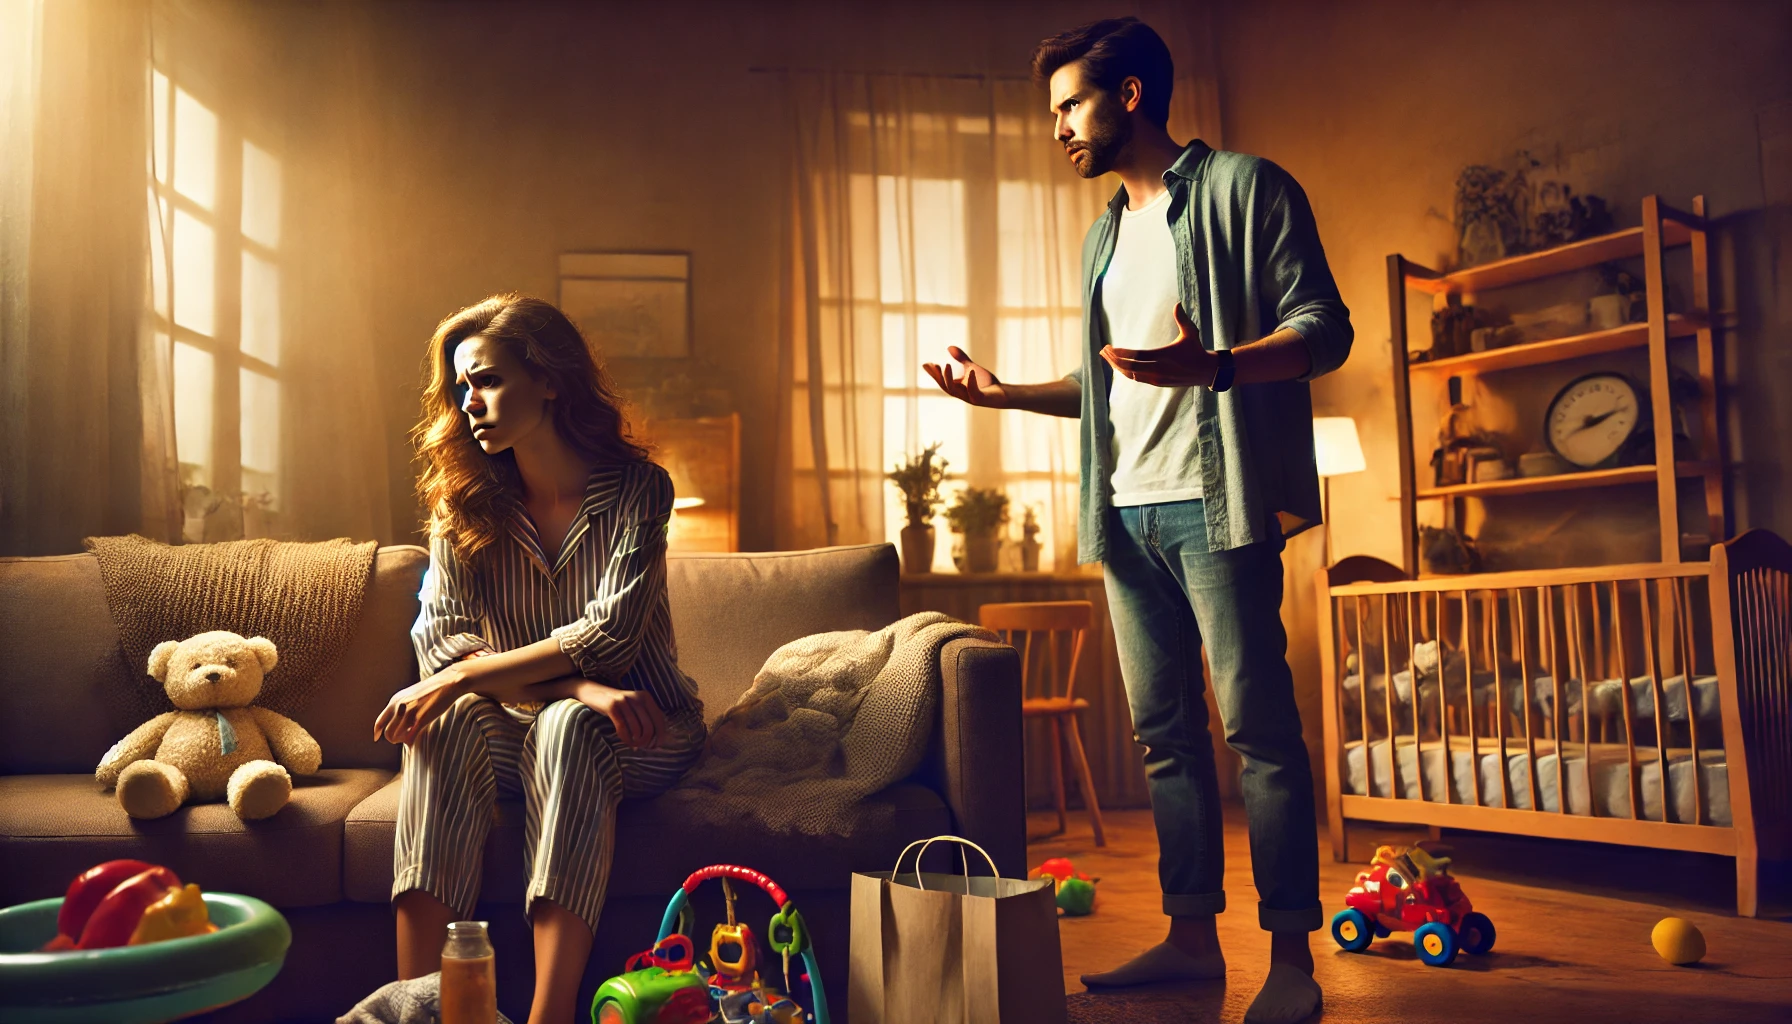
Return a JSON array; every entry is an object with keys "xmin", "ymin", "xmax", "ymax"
[{"xmin": 979, "ymin": 600, "xmax": 1106, "ymax": 847}]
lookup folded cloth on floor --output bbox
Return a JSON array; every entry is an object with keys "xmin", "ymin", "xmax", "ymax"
[
  {"xmin": 660, "ymin": 611, "xmax": 994, "ymax": 840},
  {"xmin": 336, "ymin": 973, "xmax": 515, "ymax": 1024}
]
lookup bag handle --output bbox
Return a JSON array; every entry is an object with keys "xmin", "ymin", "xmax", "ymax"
[{"xmin": 891, "ymin": 834, "xmax": 1000, "ymax": 893}]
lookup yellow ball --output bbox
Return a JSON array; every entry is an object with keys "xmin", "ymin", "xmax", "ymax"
[{"xmin": 1651, "ymin": 917, "xmax": 1706, "ymax": 965}]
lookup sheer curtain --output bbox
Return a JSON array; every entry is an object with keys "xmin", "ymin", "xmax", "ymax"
[
  {"xmin": 0, "ymin": 0, "xmax": 180, "ymax": 556},
  {"xmin": 774, "ymin": 69, "xmax": 1219, "ymax": 569}
]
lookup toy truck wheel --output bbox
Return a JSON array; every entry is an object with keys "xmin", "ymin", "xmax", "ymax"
[
  {"xmin": 1414, "ymin": 921, "xmax": 1459, "ymax": 966},
  {"xmin": 1330, "ymin": 909, "xmax": 1374, "ymax": 953},
  {"xmin": 594, "ymin": 998, "xmax": 631, "ymax": 1024},
  {"xmin": 1458, "ymin": 912, "xmax": 1496, "ymax": 955}
]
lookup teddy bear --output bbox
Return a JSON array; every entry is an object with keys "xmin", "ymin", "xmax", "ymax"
[{"xmin": 96, "ymin": 630, "xmax": 322, "ymax": 821}]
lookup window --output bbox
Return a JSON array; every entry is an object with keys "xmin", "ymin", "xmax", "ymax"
[
  {"xmin": 149, "ymin": 67, "xmax": 283, "ymax": 537},
  {"xmin": 869, "ymin": 175, "xmax": 1085, "ymax": 572}
]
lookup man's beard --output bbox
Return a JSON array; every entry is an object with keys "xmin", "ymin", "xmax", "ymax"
[{"xmin": 1066, "ymin": 112, "xmax": 1131, "ymax": 179}]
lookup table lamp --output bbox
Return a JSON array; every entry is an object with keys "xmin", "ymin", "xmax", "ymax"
[{"xmin": 1313, "ymin": 416, "xmax": 1366, "ymax": 566}]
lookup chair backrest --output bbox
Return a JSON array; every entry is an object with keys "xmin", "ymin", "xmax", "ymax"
[{"xmin": 978, "ymin": 600, "xmax": 1092, "ymax": 702}]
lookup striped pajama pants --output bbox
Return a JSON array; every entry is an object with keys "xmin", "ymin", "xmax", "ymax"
[{"xmin": 392, "ymin": 692, "xmax": 706, "ymax": 932}]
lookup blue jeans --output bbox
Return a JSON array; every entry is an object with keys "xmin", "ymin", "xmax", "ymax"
[{"xmin": 1103, "ymin": 500, "xmax": 1321, "ymax": 932}]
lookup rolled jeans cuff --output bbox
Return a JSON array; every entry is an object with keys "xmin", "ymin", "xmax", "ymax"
[
  {"xmin": 1259, "ymin": 902, "xmax": 1324, "ymax": 933},
  {"xmin": 1163, "ymin": 891, "xmax": 1226, "ymax": 917}
]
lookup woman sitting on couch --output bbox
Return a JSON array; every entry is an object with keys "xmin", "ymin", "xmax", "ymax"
[{"xmin": 373, "ymin": 293, "xmax": 704, "ymax": 1024}]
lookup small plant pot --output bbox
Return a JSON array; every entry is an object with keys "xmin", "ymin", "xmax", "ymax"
[
  {"xmin": 899, "ymin": 523, "xmax": 935, "ymax": 574},
  {"xmin": 963, "ymin": 532, "xmax": 1000, "ymax": 573}
]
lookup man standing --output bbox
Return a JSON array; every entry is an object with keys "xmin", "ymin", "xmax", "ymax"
[{"xmin": 924, "ymin": 17, "xmax": 1350, "ymax": 1024}]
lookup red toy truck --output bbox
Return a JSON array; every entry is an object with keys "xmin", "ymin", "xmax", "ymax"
[{"xmin": 1330, "ymin": 844, "xmax": 1495, "ymax": 967}]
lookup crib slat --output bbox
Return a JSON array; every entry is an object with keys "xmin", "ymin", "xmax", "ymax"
[
  {"xmin": 1674, "ymin": 577, "xmax": 1705, "ymax": 825},
  {"xmin": 1611, "ymin": 580, "xmax": 1642, "ymax": 820},
  {"xmin": 1408, "ymin": 592, "xmax": 1428, "ymax": 804},
  {"xmin": 1462, "ymin": 590, "xmax": 1481, "ymax": 806},
  {"xmin": 1517, "ymin": 587, "xmax": 1541, "ymax": 813},
  {"xmin": 1641, "ymin": 579, "xmax": 1672, "ymax": 824},
  {"xmin": 1547, "ymin": 586, "xmax": 1567, "ymax": 814},
  {"xmin": 1355, "ymin": 595, "xmax": 1371, "ymax": 786},
  {"xmin": 1572, "ymin": 584, "xmax": 1596, "ymax": 808},
  {"xmin": 1437, "ymin": 587, "xmax": 1452, "ymax": 804},
  {"xmin": 1379, "ymin": 593, "xmax": 1398, "ymax": 800},
  {"xmin": 1491, "ymin": 590, "xmax": 1513, "ymax": 809}
]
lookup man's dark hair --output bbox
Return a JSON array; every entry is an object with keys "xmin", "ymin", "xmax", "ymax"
[{"xmin": 1031, "ymin": 17, "xmax": 1174, "ymax": 128}]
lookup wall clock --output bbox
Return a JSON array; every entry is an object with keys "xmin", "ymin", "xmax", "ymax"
[{"xmin": 1544, "ymin": 372, "xmax": 1648, "ymax": 469}]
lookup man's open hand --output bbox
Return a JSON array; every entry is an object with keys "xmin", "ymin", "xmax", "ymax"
[
  {"xmin": 923, "ymin": 346, "xmax": 1009, "ymax": 407},
  {"xmin": 1101, "ymin": 303, "xmax": 1217, "ymax": 388}
]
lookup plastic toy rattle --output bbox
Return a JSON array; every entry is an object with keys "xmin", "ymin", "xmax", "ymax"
[
  {"xmin": 1330, "ymin": 844, "xmax": 1495, "ymax": 967},
  {"xmin": 592, "ymin": 864, "xmax": 829, "ymax": 1024}
]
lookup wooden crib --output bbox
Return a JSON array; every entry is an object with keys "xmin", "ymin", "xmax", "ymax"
[{"xmin": 1316, "ymin": 531, "xmax": 1791, "ymax": 916}]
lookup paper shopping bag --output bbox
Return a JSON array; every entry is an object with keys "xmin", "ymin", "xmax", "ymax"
[{"xmin": 848, "ymin": 835, "xmax": 1067, "ymax": 1024}]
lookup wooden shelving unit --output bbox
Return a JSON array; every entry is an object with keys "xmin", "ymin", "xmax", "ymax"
[{"xmin": 1387, "ymin": 195, "xmax": 1727, "ymax": 576}]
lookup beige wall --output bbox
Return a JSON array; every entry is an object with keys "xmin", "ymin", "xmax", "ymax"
[
  {"xmin": 1218, "ymin": 0, "xmax": 1792, "ymax": 799},
  {"xmin": 258, "ymin": 0, "xmax": 1210, "ymax": 548}
]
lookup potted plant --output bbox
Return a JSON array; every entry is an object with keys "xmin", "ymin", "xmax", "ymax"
[
  {"xmin": 888, "ymin": 443, "xmax": 948, "ymax": 573},
  {"xmin": 1019, "ymin": 504, "xmax": 1042, "ymax": 572},
  {"xmin": 945, "ymin": 486, "xmax": 1009, "ymax": 574}
]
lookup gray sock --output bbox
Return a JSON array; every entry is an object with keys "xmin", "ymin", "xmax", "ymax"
[
  {"xmin": 1079, "ymin": 942, "xmax": 1227, "ymax": 988},
  {"xmin": 1242, "ymin": 962, "xmax": 1322, "ymax": 1024}
]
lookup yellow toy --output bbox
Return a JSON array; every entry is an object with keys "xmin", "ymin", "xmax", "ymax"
[{"xmin": 1651, "ymin": 918, "xmax": 1706, "ymax": 965}]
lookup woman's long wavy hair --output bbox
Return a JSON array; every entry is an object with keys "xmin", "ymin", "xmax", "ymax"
[{"xmin": 413, "ymin": 293, "xmax": 649, "ymax": 564}]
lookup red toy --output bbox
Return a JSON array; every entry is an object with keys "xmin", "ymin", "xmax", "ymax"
[{"xmin": 1330, "ymin": 844, "xmax": 1495, "ymax": 967}]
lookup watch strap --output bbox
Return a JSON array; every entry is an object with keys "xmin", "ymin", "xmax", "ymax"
[{"xmin": 1209, "ymin": 349, "xmax": 1236, "ymax": 392}]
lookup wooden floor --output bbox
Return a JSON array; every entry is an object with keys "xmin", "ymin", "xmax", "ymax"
[{"xmin": 1030, "ymin": 806, "xmax": 1792, "ymax": 1023}]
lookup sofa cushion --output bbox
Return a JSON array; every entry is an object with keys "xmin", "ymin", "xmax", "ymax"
[
  {"xmin": 0, "ymin": 769, "xmax": 392, "ymax": 909},
  {"xmin": 0, "ymin": 554, "xmax": 148, "ymax": 775},
  {"xmin": 667, "ymin": 545, "xmax": 900, "ymax": 721},
  {"xmin": 344, "ymin": 774, "xmax": 951, "ymax": 905},
  {"xmin": 298, "ymin": 545, "xmax": 428, "ymax": 772}
]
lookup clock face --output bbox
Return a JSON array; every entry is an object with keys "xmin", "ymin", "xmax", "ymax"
[{"xmin": 1546, "ymin": 374, "xmax": 1640, "ymax": 468}]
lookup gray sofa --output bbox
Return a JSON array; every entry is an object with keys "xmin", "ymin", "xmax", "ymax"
[{"xmin": 0, "ymin": 543, "xmax": 1023, "ymax": 1023}]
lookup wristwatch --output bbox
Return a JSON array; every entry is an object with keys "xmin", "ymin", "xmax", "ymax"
[{"xmin": 1208, "ymin": 350, "xmax": 1236, "ymax": 392}]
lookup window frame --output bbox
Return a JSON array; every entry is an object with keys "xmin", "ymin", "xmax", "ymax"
[{"xmin": 150, "ymin": 64, "xmax": 282, "ymax": 509}]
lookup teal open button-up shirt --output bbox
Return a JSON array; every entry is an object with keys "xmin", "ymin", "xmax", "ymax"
[{"xmin": 1067, "ymin": 140, "xmax": 1353, "ymax": 563}]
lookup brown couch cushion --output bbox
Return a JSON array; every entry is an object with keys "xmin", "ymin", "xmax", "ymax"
[
  {"xmin": 344, "ymin": 774, "xmax": 950, "ymax": 905},
  {"xmin": 667, "ymin": 544, "xmax": 900, "ymax": 721},
  {"xmin": 0, "ymin": 546, "xmax": 427, "ymax": 776},
  {"xmin": 0, "ymin": 769, "xmax": 392, "ymax": 908},
  {"xmin": 298, "ymin": 545, "xmax": 428, "ymax": 771},
  {"xmin": 0, "ymin": 554, "xmax": 149, "ymax": 774}
]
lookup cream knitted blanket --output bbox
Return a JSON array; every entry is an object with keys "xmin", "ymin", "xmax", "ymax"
[
  {"xmin": 662, "ymin": 612, "xmax": 994, "ymax": 839},
  {"xmin": 85, "ymin": 535, "xmax": 378, "ymax": 720}
]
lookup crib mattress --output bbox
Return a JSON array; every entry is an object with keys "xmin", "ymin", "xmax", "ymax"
[{"xmin": 1343, "ymin": 738, "xmax": 1731, "ymax": 827}]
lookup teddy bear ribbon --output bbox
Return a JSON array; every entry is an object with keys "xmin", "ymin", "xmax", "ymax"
[{"xmin": 215, "ymin": 711, "xmax": 238, "ymax": 756}]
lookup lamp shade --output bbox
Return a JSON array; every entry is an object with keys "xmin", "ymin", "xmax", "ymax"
[{"xmin": 1313, "ymin": 416, "xmax": 1366, "ymax": 477}]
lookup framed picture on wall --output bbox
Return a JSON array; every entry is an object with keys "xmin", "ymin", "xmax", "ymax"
[{"xmin": 558, "ymin": 252, "xmax": 690, "ymax": 358}]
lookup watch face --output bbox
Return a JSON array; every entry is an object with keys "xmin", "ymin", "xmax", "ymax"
[{"xmin": 1546, "ymin": 374, "xmax": 1640, "ymax": 468}]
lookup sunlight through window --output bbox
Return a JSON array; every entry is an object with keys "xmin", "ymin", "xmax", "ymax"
[
  {"xmin": 171, "ymin": 208, "xmax": 215, "ymax": 335},
  {"xmin": 172, "ymin": 87, "xmax": 217, "ymax": 210},
  {"xmin": 241, "ymin": 140, "xmax": 281, "ymax": 248},
  {"xmin": 173, "ymin": 340, "xmax": 214, "ymax": 488},
  {"xmin": 240, "ymin": 368, "xmax": 280, "ymax": 498},
  {"xmin": 240, "ymin": 250, "xmax": 279, "ymax": 366}
]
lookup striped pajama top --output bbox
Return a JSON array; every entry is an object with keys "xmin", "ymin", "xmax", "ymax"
[{"xmin": 409, "ymin": 460, "xmax": 700, "ymax": 717}]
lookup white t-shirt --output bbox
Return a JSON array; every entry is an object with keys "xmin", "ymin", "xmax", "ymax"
[{"xmin": 1102, "ymin": 189, "xmax": 1202, "ymax": 507}]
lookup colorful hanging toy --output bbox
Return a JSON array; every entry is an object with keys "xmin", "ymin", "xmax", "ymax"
[
  {"xmin": 1031, "ymin": 857, "xmax": 1099, "ymax": 916},
  {"xmin": 592, "ymin": 864, "xmax": 828, "ymax": 1024},
  {"xmin": 1330, "ymin": 844, "xmax": 1496, "ymax": 967}
]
